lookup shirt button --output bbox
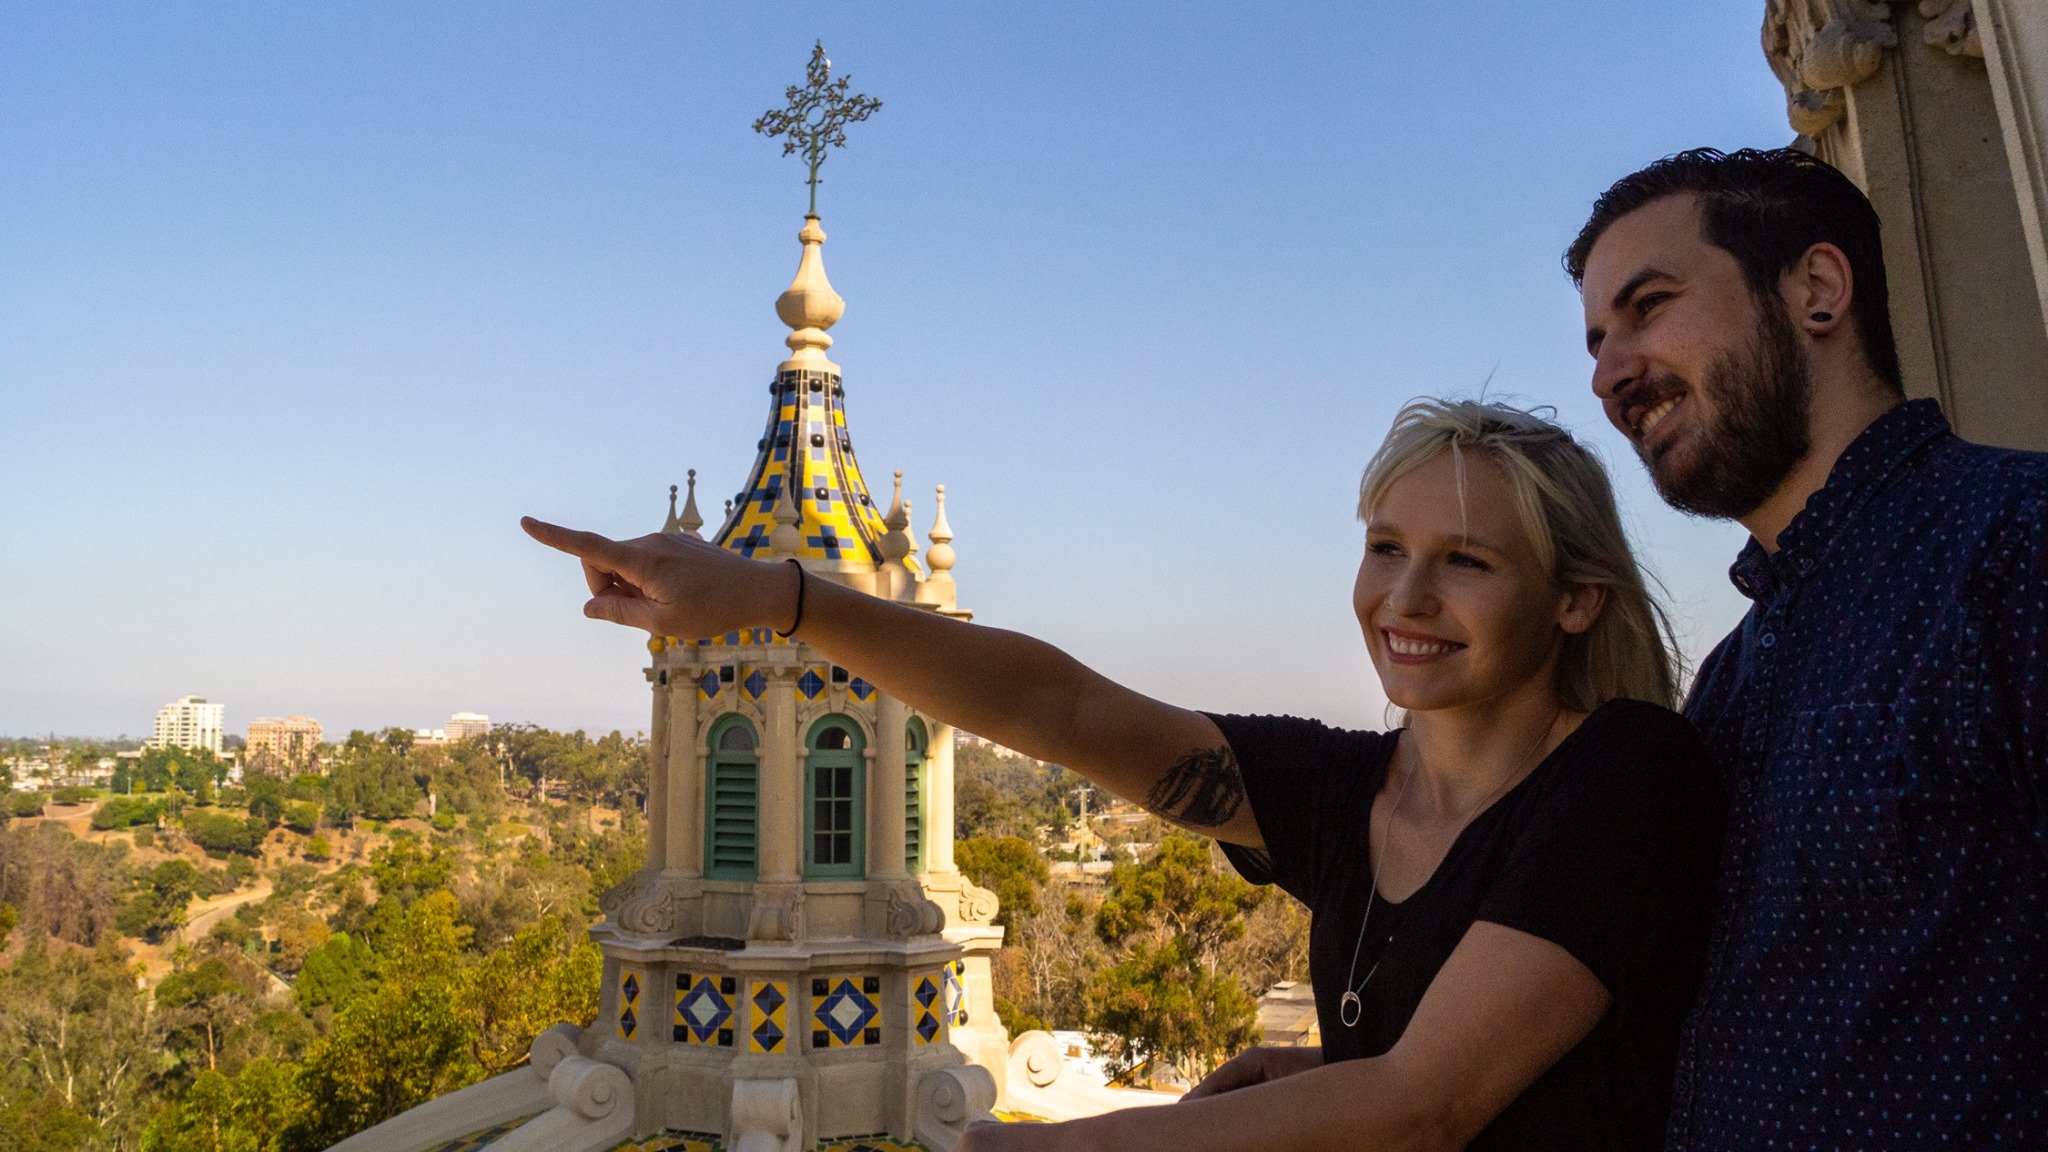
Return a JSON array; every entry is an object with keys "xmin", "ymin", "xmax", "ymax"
[{"xmin": 1759, "ymin": 631, "xmax": 1777, "ymax": 649}]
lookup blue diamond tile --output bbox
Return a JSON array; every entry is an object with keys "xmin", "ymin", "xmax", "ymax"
[
  {"xmin": 754, "ymin": 983, "xmax": 785, "ymax": 1014},
  {"xmin": 622, "ymin": 974, "xmax": 640, "ymax": 1000},
  {"xmin": 798, "ymin": 669, "xmax": 826, "ymax": 699},
  {"xmin": 849, "ymin": 677, "xmax": 875, "ymax": 700},
  {"xmin": 699, "ymin": 671, "xmax": 721, "ymax": 698},
  {"xmin": 817, "ymin": 979, "xmax": 878, "ymax": 1045},
  {"xmin": 680, "ymin": 979, "xmax": 734, "ymax": 1043},
  {"xmin": 916, "ymin": 1013, "xmax": 940, "ymax": 1042},
  {"xmin": 743, "ymin": 670, "xmax": 767, "ymax": 699},
  {"xmin": 915, "ymin": 977, "xmax": 939, "ymax": 1008},
  {"xmin": 753, "ymin": 1018, "xmax": 784, "ymax": 1052},
  {"xmin": 619, "ymin": 1005, "xmax": 638, "ymax": 1037}
]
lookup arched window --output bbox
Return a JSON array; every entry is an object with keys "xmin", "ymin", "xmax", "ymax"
[
  {"xmin": 704, "ymin": 716, "xmax": 759, "ymax": 881},
  {"xmin": 905, "ymin": 718, "xmax": 928, "ymax": 873},
  {"xmin": 805, "ymin": 717, "xmax": 866, "ymax": 879}
]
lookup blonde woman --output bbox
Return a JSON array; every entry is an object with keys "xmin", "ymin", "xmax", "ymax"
[{"xmin": 523, "ymin": 399, "xmax": 1723, "ymax": 1151}]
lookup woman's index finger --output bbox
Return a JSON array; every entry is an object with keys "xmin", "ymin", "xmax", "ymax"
[{"xmin": 521, "ymin": 517, "xmax": 635, "ymax": 570}]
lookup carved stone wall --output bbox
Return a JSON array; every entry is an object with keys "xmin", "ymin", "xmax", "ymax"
[{"xmin": 1764, "ymin": 0, "xmax": 2048, "ymax": 449}]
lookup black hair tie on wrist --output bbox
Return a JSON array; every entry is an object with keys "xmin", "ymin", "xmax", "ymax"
[{"xmin": 776, "ymin": 559, "xmax": 807, "ymax": 638}]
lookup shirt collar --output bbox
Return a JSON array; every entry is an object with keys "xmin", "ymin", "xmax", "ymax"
[{"xmin": 1727, "ymin": 398, "xmax": 1950, "ymax": 601}]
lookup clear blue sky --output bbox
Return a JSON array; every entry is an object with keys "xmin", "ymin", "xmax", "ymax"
[{"xmin": 0, "ymin": 3, "xmax": 1787, "ymax": 741}]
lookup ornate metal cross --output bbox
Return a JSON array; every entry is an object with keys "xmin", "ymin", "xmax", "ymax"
[{"xmin": 753, "ymin": 42, "xmax": 882, "ymax": 216}]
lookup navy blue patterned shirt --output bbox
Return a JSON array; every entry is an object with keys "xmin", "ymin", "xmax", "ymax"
[{"xmin": 1671, "ymin": 399, "xmax": 2048, "ymax": 1150}]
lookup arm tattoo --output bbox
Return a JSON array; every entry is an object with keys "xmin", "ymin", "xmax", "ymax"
[{"xmin": 1142, "ymin": 745, "xmax": 1247, "ymax": 830}]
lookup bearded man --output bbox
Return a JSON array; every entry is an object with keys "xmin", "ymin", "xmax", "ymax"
[{"xmin": 1569, "ymin": 148, "xmax": 2048, "ymax": 1150}]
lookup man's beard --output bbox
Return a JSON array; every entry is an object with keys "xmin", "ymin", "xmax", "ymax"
[{"xmin": 1643, "ymin": 300, "xmax": 1813, "ymax": 520}]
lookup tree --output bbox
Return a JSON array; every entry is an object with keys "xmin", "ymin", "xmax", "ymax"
[
  {"xmin": 465, "ymin": 915, "xmax": 600, "ymax": 1075},
  {"xmin": 293, "ymin": 933, "xmax": 373, "ymax": 1015},
  {"xmin": 118, "ymin": 859, "xmax": 209, "ymax": 942},
  {"xmin": 955, "ymin": 835, "xmax": 1049, "ymax": 928},
  {"xmin": 285, "ymin": 893, "xmax": 482, "ymax": 1148},
  {"xmin": 1084, "ymin": 834, "xmax": 1266, "ymax": 1084},
  {"xmin": 953, "ymin": 745, "xmax": 1076, "ymax": 840},
  {"xmin": 0, "ymin": 941, "xmax": 164, "ymax": 1149}
]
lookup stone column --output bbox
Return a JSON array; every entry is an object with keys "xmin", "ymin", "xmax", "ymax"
[
  {"xmin": 926, "ymin": 722, "xmax": 956, "ymax": 874},
  {"xmin": 1767, "ymin": 0, "xmax": 2048, "ymax": 448},
  {"xmin": 1977, "ymin": 0, "xmax": 2048, "ymax": 332},
  {"xmin": 759, "ymin": 669, "xmax": 801, "ymax": 884},
  {"xmin": 645, "ymin": 665, "xmax": 671, "ymax": 872},
  {"xmin": 871, "ymin": 695, "xmax": 910, "ymax": 881},
  {"xmin": 665, "ymin": 673, "xmax": 701, "ymax": 878}
]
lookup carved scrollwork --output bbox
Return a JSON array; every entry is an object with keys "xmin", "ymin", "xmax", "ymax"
[
  {"xmin": 1918, "ymin": 0, "xmax": 1982, "ymax": 58},
  {"xmin": 1764, "ymin": 0, "xmax": 1987, "ymax": 136},
  {"xmin": 598, "ymin": 870, "xmax": 678, "ymax": 937},
  {"xmin": 956, "ymin": 880, "xmax": 998, "ymax": 926},
  {"xmin": 886, "ymin": 884, "xmax": 946, "ymax": 937},
  {"xmin": 1764, "ymin": 0, "xmax": 1898, "ymax": 135},
  {"xmin": 913, "ymin": 1065, "xmax": 997, "ymax": 1152}
]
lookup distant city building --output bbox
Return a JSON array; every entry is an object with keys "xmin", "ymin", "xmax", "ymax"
[
  {"xmin": 412, "ymin": 728, "xmax": 449, "ymax": 747},
  {"xmin": 152, "ymin": 695, "xmax": 224, "ymax": 755},
  {"xmin": 446, "ymin": 712, "xmax": 490, "ymax": 740},
  {"xmin": 246, "ymin": 715, "xmax": 323, "ymax": 774}
]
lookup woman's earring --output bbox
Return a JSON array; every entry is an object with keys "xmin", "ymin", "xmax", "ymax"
[{"xmin": 1811, "ymin": 311, "xmax": 1833, "ymax": 323}]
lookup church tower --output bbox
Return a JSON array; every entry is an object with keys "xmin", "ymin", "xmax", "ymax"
[
  {"xmin": 587, "ymin": 210, "xmax": 1010, "ymax": 1150},
  {"xmin": 326, "ymin": 48, "xmax": 1011, "ymax": 1152}
]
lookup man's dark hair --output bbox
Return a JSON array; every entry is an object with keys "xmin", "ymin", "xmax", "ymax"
[{"xmin": 1564, "ymin": 147, "xmax": 1904, "ymax": 396}]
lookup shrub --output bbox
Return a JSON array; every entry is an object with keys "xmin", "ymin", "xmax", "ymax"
[
  {"xmin": 52, "ymin": 785, "xmax": 101, "ymax": 805},
  {"xmin": 303, "ymin": 835, "xmax": 333, "ymax": 862},
  {"xmin": 133, "ymin": 826, "xmax": 156, "ymax": 849},
  {"xmin": 92, "ymin": 796, "xmax": 164, "ymax": 830},
  {"xmin": 10, "ymin": 793, "xmax": 47, "ymax": 818},
  {"xmin": 186, "ymin": 812, "xmax": 266, "ymax": 856},
  {"xmin": 284, "ymin": 802, "xmax": 320, "ymax": 834}
]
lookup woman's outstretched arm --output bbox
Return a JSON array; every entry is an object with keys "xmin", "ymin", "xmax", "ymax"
[
  {"xmin": 965, "ymin": 922, "xmax": 1612, "ymax": 1152},
  {"xmin": 521, "ymin": 518, "xmax": 1264, "ymax": 847}
]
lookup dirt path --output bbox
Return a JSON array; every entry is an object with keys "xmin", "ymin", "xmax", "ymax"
[{"xmin": 136, "ymin": 878, "xmax": 276, "ymax": 983}]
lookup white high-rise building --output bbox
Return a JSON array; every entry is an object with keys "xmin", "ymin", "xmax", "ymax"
[
  {"xmin": 152, "ymin": 695, "xmax": 225, "ymax": 755},
  {"xmin": 445, "ymin": 712, "xmax": 491, "ymax": 740}
]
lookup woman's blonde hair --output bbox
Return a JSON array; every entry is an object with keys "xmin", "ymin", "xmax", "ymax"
[{"xmin": 1358, "ymin": 398, "xmax": 1680, "ymax": 711}]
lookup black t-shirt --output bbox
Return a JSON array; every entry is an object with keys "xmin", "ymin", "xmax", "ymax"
[{"xmin": 1210, "ymin": 699, "xmax": 1724, "ymax": 1152}]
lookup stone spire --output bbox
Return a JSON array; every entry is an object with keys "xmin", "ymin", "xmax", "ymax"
[
  {"xmin": 678, "ymin": 469, "xmax": 705, "ymax": 538},
  {"xmin": 926, "ymin": 484, "xmax": 956, "ymax": 583},
  {"xmin": 769, "ymin": 481, "xmax": 803, "ymax": 557},
  {"xmin": 662, "ymin": 485, "xmax": 682, "ymax": 535},
  {"xmin": 880, "ymin": 470, "xmax": 914, "ymax": 564}
]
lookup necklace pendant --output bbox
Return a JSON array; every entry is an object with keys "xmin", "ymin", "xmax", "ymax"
[{"xmin": 1339, "ymin": 990, "xmax": 1362, "ymax": 1028}]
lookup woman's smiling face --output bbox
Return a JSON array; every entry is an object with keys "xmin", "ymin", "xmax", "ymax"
[{"xmin": 1355, "ymin": 451, "xmax": 1593, "ymax": 715}]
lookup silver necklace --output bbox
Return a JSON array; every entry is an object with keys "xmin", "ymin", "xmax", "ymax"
[{"xmin": 1337, "ymin": 715, "xmax": 1560, "ymax": 1029}]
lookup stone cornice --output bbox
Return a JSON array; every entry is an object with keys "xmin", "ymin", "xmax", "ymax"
[{"xmin": 1765, "ymin": 0, "xmax": 1984, "ymax": 136}]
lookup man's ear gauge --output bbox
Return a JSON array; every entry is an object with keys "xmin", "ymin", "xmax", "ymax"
[{"xmin": 1811, "ymin": 311, "xmax": 1833, "ymax": 323}]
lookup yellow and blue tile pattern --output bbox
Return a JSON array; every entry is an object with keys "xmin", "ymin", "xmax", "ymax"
[
  {"xmin": 811, "ymin": 975, "xmax": 883, "ymax": 1049},
  {"xmin": 750, "ymin": 979, "xmax": 789, "ymax": 1053},
  {"xmin": 713, "ymin": 368, "xmax": 891, "ymax": 565},
  {"xmin": 944, "ymin": 960, "xmax": 969, "ymax": 1027},
  {"xmin": 912, "ymin": 972, "xmax": 943, "ymax": 1046},
  {"xmin": 674, "ymin": 973, "xmax": 737, "ymax": 1047},
  {"xmin": 816, "ymin": 1140, "xmax": 930, "ymax": 1152},
  {"xmin": 618, "ymin": 970, "xmax": 643, "ymax": 1040}
]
